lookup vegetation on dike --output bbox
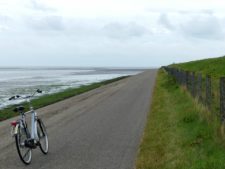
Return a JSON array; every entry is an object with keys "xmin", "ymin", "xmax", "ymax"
[
  {"xmin": 0, "ymin": 76, "xmax": 128, "ymax": 121},
  {"xmin": 171, "ymin": 56, "xmax": 225, "ymax": 78},
  {"xmin": 171, "ymin": 55, "xmax": 225, "ymax": 129},
  {"xmin": 136, "ymin": 70, "xmax": 225, "ymax": 169}
]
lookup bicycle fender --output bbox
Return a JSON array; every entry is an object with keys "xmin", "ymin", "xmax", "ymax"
[{"xmin": 14, "ymin": 124, "xmax": 19, "ymax": 135}]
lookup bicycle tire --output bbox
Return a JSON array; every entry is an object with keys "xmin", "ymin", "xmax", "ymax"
[
  {"xmin": 37, "ymin": 118, "xmax": 49, "ymax": 154},
  {"xmin": 15, "ymin": 124, "xmax": 32, "ymax": 165}
]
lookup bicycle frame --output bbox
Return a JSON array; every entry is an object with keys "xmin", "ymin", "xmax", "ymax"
[
  {"xmin": 13, "ymin": 98, "xmax": 39, "ymax": 142},
  {"xmin": 26, "ymin": 97, "xmax": 39, "ymax": 141},
  {"xmin": 20, "ymin": 110, "xmax": 38, "ymax": 140}
]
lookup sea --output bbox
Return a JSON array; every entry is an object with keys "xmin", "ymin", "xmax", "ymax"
[{"xmin": 0, "ymin": 67, "xmax": 145, "ymax": 109}]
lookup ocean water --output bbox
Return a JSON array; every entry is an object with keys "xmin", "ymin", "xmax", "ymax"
[{"xmin": 0, "ymin": 67, "xmax": 145, "ymax": 109}]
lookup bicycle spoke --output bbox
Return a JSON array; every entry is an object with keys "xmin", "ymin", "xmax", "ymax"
[{"xmin": 22, "ymin": 149, "xmax": 30, "ymax": 159}]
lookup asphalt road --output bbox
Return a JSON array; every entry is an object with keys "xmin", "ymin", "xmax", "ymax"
[{"xmin": 0, "ymin": 70, "xmax": 157, "ymax": 169}]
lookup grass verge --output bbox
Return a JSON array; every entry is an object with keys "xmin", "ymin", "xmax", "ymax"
[
  {"xmin": 0, "ymin": 76, "xmax": 128, "ymax": 121},
  {"xmin": 136, "ymin": 70, "xmax": 225, "ymax": 169}
]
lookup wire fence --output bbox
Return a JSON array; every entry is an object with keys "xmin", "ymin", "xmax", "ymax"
[{"xmin": 163, "ymin": 66, "xmax": 225, "ymax": 123}]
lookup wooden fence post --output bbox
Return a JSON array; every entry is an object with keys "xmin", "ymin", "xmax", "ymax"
[
  {"xmin": 182, "ymin": 71, "xmax": 186, "ymax": 86},
  {"xmin": 191, "ymin": 72, "xmax": 196, "ymax": 97},
  {"xmin": 197, "ymin": 73, "xmax": 202, "ymax": 101},
  {"xmin": 188, "ymin": 72, "xmax": 192, "ymax": 93},
  {"xmin": 206, "ymin": 75, "xmax": 212, "ymax": 109},
  {"xmin": 185, "ymin": 71, "xmax": 189, "ymax": 89},
  {"xmin": 220, "ymin": 77, "xmax": 225, "ymax": 121}
]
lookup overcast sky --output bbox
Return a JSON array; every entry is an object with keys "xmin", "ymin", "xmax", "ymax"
[{"xmin": 0, "ymin": 0, "xmax": 225, "ymax": 67}]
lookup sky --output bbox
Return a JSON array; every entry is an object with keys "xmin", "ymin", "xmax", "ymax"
[{"xmin": 0, "ymin": 0, "xmax": 225, "ymax": 67}]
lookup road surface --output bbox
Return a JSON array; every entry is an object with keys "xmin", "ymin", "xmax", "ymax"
[{"xmin": 0, "ymin": 70, "xmax": 157, "ymax": 169}]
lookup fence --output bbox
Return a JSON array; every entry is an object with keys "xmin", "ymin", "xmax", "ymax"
[{"xmin": 163, "ymin": 66, "xmax": 225, "ymax": 122}]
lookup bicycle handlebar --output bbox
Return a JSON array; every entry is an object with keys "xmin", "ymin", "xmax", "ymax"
[
  {"xmin": 9, "ymin": 95, "xmax": 21, "ymax": 101},
  {"xmin": 8, "ymin": 89, "xmax": 42, "ymax": 101}
]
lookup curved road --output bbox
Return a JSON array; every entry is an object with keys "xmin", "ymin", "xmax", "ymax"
[{"xmin": 0, "ymin": 70, "xmax": 157, "ymax": 169}]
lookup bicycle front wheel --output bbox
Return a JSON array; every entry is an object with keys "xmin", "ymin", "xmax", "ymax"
[
  {"xmin": 37, "ymin": 119, "xmax": 49, "ymax": 154},
  {"xmin": 15, "ymin": 124, "xmax": 32, "ymax": 165}
]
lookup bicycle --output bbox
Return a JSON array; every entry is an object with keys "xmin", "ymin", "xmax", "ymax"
[{"xmin": 9, "ymin": 89, "xmax": 49, "ymax": 165}]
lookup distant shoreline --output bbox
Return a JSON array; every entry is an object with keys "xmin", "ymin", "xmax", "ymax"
[
  {"xmin": 0, "ymin": 76, "xmax": 129, "ymax": 121},
  {"xmin": 0, "ymin": 67, "xmax": 142, "ymax": 109},
  {"xmin": 0, "ymin": 66, "xmax": 154, "ymax": 70}
]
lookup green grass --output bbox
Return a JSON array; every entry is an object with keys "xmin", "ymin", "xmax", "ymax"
[
  {"xmin": 171, "ymin": 56, "xmax": 225, "ymax": 120},
  {"xmin": 0, "ymin": 76, "xmax": 128, "ymax": 121},
  {"xmin": 136, "ymin": 70, "xmax": 225, "ymax": 169},
  {"xmin": 171, "ymin": 56, "xmax": 225, "ymax": 78}
]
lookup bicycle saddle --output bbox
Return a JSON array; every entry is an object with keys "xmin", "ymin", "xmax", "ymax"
[{"xmin": 13, "ymin": 106, "xmax": 25, "ymax": 112}]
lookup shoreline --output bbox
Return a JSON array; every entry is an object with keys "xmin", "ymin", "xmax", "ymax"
[{"xmin": 0, "ymin": 76, "xmax": 129, "ymax": 122}]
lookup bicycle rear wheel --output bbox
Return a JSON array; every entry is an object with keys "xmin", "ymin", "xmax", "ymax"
[
  {"xmin": 15, "ymin": 124, "xmax": 32, "ymax": 165},
  {"xmin": 37, "ymin": 119, "xmax": 49, "ymax": 154}
]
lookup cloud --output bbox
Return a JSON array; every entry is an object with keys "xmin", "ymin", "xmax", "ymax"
[
  {"xmin": 28, "ymin": 16, "xmax": 64, "ymax": 31},
  {"xmin": 158, "ymin": 13, "xmax": 174, "ymax": 30},
  {"xmin": 180, "ymin": 13, "xmax": 224, "ymax": 40},
  {"xmin": 157, "ymin": 11, "xmax": 225, "ymax": 40},
  {"xmin": 102, "ymin": 22, "xmax": 150, "ymax": 40},
  {"xmin": 0, "ymin": 15, "xmax": 11, "ymax": 22},
  {"xmin": 0, "ymin": 15, "xmax": 13, "ymax": 31},
  {"xmin": 30, "ymin": 0, "xmax": 55, "ymax": 12}
]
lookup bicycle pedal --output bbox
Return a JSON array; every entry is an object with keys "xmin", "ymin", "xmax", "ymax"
[{"xmin": 25, "ymin": 139, "xmax": 37, "ymax": 149}]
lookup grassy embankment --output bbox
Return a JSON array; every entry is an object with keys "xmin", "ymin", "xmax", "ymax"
[
  {"xmin": 0, "ymin": 76, "xmax": 128, "ymax": 121},
  {"xmin": 171, "ymin": 56, "xmax": 225, "ymax": 78},
  {"xmin": 136, "ymin": 56, "xmax": 225, "ymax": 169},
  {"xmin": 171, "ymin": 56, "xmax": 225, "ymax": 118}
]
